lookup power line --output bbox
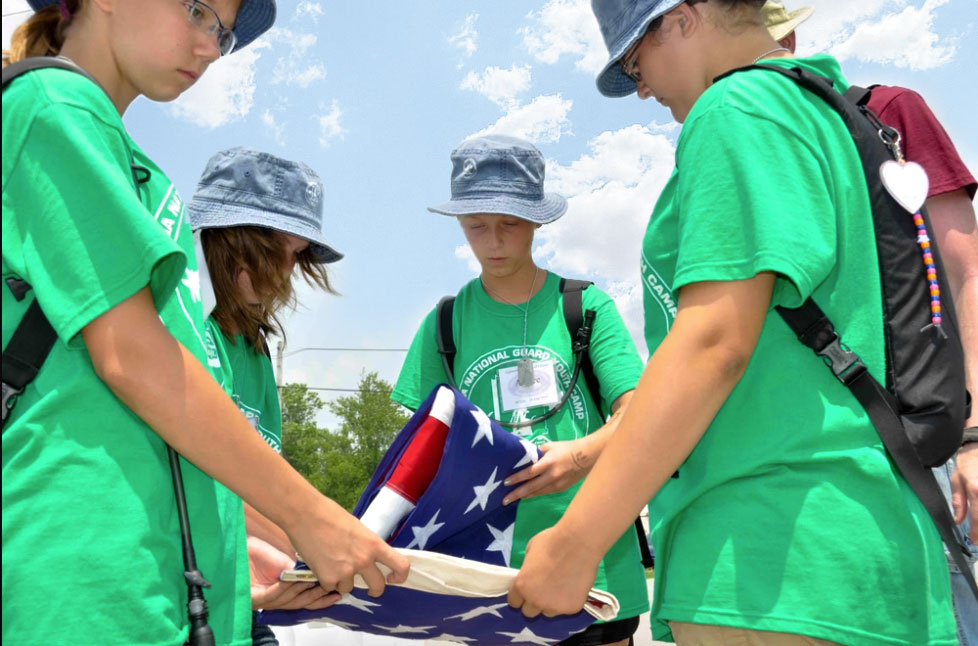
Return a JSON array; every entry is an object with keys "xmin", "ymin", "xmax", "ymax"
[
  {"xmin": 3, "ymin": 9, "xmax": 31, "ymax": 17},
  {"xmin": 282, "ymin": 346, "xmax": 408, "ymax": 358},
  {"xmin": 303, "ymin": 387, "xmax": 393, "ymax": 394}
]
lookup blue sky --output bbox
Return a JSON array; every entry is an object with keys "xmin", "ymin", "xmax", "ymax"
[{"xmin": 4, "ymin": 0, "xmax": 977, "ymax": 426}]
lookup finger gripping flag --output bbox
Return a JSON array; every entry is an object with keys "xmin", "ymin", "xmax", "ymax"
[{"xmin": 259, "ymin": 385, "xmax": 619, "ymax": 644}]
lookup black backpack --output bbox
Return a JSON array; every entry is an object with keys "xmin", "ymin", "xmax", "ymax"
[
  {"xmin": 718, "ymin": 64, "xmax": 975, "ymax": 599},
  {"xmin": 436, "ymin": 277, "xmax": 655, "ymax": 569}
]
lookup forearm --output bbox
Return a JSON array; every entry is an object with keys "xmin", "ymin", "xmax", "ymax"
[
  {"xmin": 245, "ymin": 502, "xmax": 295, "ymax": 556},
  {"xmin": 554, "ymin": 323, "xmax": 751, "ymax": 558},
  {"xmin": 573, "ymin": 391, "xmax": 633, "ymax": 467},
  {"xmin": 956, "ymin": 273, "xmax": 978, "ymax": 427},
  {"xmin": 83, "ymin": 289, "xmax": 336, "ymax": 537}
]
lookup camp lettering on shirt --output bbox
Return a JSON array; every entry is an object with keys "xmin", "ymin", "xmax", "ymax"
[
  {"xmin": 1, "ymin": 69, "xmax": 250, "ymax": 645},
  {"xmin": 394, "ymin": 270, "xmax": 650, "ymax": 622},
  {"xmin": 640, "ymin": 55, "xmax": 955, "ymax": 646},
  {"xmin": 206, "ymin": 317, "xmax": 283, "ymax": 453}
]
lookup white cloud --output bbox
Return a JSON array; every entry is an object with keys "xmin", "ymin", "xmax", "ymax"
[
  {"xmin": 460, "ymin": 64, "xmax": 532, "ymax": 109},
  {"xmin": 267, "ymin": 28, "xmax": 327, "ymax": 87},
  {"xmin": 794, "ymin": 0, "xmax": 956, "ymax": 70},
  {"xmin": 829, "ymin": 0, "xmax": 955, "ymax": 70},
  {"xmin": 521, "ymin": 0, "xmax": 608, "ymax": 75},
  {"xmin": 472, "ymin": 94, "xmax": 573, "ymax": 145},
  {"xmin": 535, "ymin": 123, "xmax": 676, "ymax": 286},
  {"xmin": 449, "ymin": 13, "xmax": 479, "ymax": 58},
  {"xmin": 454, "ymin": 244, "xmax": 481, "ymax": 274},
  {"xmin": 314, "ymin": 100, "xmax": 345, "ymax": 147},
  {"xmin": 294, "ymin": 1, "xmax": 324, "ymax": 22},
  {"xmin": 169, "ymin": 40, "xmax": 268, "ymax": 129},
  {"xmin": 261, "ymin": 109, "xmax": 286, "ymax": 145}
]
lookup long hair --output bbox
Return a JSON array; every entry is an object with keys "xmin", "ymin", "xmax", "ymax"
[
  {"xmin": 4, "ymin": 2, "xmax": 81, "ymax": 66},
  {"xmin": 201, "ymin": 226, "xmax": 337, "ymax": 352}
]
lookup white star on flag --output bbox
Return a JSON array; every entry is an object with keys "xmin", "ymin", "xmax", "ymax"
[
  {"xmin": 430, "ymin": 634, "xmax": 477, "ymax": 643},
  {"xmin": 405, "ymin": 509, "xmax": 445, "ymax": 550},
  {"xmin": 445, "ymin": 602, "xmax": 509, "ymax": 621},
  {"xmin": 513, "ymin": 438, "xmax": 539, "ymax": 469},
  {"xmin": 485, "ymin": 522, "xmax": 514, "ymax": 567},
  {"xmin": 464, "ymin": 467, "xmax": 502, "ymax": 514},
  {"xmin": 470, "ymin": 409, "xmax": 493, "ymax": 447},
  {"xmin": 333, "ymin": 594, "xmax": 380, "ymax": 613},
  {"xmin": 497, "ymin": 627, "xmax": 559, "ymax": 645},
  {"xmin": 182, "ymin": 269, "xmax": 201, "ymax": 303},
  {"xmin": 373, "ymin": 624, "xmax": 435, "ymax": 634}
]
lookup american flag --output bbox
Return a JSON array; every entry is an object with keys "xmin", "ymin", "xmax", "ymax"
[{"xmin": 259, "ymin": 385, "xmax": 617, "ymax": 644}]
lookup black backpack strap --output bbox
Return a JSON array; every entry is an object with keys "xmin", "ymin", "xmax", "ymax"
[
  {"xmin": 559, "ymin": 278, "xmax": 602, "ymax": 410},
  {"xmin": 559, "ymin": 277, "xmax": 655, "ymax": 569},
  {"xmin": 435, "ymin": 295, "xmax": 458, "ymax": 387},
  {"xmin": 2, "ymin": 55, "xmax": 99, "ymax": 90},
  {"xmin": 777, "ymin": 299, "xmax": 978, "ymax": 601},
  {"xmin": 2, "ymin": 280, "xmax": 58, "ymax": 428}
]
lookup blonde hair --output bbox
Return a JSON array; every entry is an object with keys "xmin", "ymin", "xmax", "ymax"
[
  {"xmin": 201, "ymin": 226, "xmax": 338, "ymax": 352},
  {"xmin": 3, "ymin": 2, "xmax": 81, "ymax": 66}
]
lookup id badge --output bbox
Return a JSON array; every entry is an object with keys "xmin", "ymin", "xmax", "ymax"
[{"xmin": 499, "ymin": 360, "xmax": 560, "ymax": 412}]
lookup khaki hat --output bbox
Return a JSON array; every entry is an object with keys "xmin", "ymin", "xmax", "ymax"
[{"xmin": 762, "ymin": 1, "xmax": 815, "ymax": 42}]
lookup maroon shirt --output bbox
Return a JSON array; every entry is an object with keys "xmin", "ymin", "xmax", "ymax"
[{"xmin": 868, "ymin": 85, "xmax": 977, "ymax": 200}]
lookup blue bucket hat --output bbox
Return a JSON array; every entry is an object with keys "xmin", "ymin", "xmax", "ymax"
[
  {"xmin": 592, "ymin": 0, "xmax": 685, "ymax": 97},
  {"xmin": 28, "ymin": 0, "xmax": 276, "ymax": 53},
  {"xmin": 188, "ymin": 148, "xmax": 342, "ymax": 264},
  {"xmin": 428, "ymin": 134, "xmax": 567, "ymax": 225}
]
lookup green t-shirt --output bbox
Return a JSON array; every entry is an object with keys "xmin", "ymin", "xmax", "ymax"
[
  {"xmin": 206, "ymin": 318, "xmax": 283, "ymax": 452},
  {"xmin": 393, "ymin": 271, "xmax": 650, "ymax": 620},
  {"xmin": 641, "ymin": 55, "xmax": 955, "ymax": 645},
  {"xmin": 2, "ymin": 69, "xmax": 250, "ymax": 646}
]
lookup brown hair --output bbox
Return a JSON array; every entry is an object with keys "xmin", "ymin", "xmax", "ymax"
[
  {"xmin": 3, "ymin": 2, "xmax": 81, "ymax": 66},
  {"xmin": 201, "ymin": 226, "xmax": 337, "ymax": 352}
]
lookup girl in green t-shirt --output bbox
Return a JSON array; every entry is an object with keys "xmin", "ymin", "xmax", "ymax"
[
  {"xmin": 188, "ymin": 147, "xmax": 346, "ymax": 642},
  {"xmin": 393, "ymin": 134, "xmax": 649, "ymax": 646},
  {"xmin": 2, "ymin": 4, "xmax": 408, "ymax": 645},
  {"xmin": 509, "ymin": 2, "xmax": 957, "ymax": 646}
]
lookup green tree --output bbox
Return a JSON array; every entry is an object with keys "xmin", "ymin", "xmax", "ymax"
[{"xmin": 280, "ymin": 373, "xmax": 410, "ymax": 511}]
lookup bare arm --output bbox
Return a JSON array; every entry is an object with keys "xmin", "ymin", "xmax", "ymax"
[
  {"xmin": 502, "ymin": 391, "xmax": 633, "ymax": 503},
  {"xmin": 509, "ymin": 273, "xmax": 774, "ymax": 617},
  {"xmin": 82, "ymin": 287, "xmax": 410, "ymax": 596},
  {"xmin": 927, "ymin": 188, "xmax": 978, "ymax": 537}
]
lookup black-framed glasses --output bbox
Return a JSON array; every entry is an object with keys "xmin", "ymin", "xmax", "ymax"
[
  {"xmin": 619, "ymin": 33, "xmax": 645, "ymax": 83},
  {"xmin": 182, "ymin": 0, "xmax": 237, "ymax": 56}
]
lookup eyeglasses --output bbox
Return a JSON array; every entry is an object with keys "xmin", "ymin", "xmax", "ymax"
[
  {"xmin": 619, "ymin": 33, "xmax": 646, "ymax": 83},
  {"xmin": 182, "ymin": 0, "xmax": 236, "ymax": 56}
]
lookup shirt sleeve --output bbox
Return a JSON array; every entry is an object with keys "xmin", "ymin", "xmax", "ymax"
[
  {"xmin": 391, "ymin": 307, "xmax": 450, "ymax": 412},
  {"xmin": 580, "ymin": 286, "xmax": 644, "ymax": 411},
  {"xmin": 3, "ymin": 102, "xmax": 185, "ymax": 343},
  {"xmin": 871, "ymin": 87, "xmax": 977, "ymax": 200},
  {"xmin": 673, "ymin": 105, "xmax": 838, "ymax": 309}
]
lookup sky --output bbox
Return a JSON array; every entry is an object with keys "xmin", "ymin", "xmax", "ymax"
[{"xmin": 3, "ymin": 0, "xmax": 977, "ymax": 428}]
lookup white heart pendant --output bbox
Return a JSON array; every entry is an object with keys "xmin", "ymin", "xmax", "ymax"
[{"xmin": 879, "ymin": 160, "xmax": 929, "ymax": 214}]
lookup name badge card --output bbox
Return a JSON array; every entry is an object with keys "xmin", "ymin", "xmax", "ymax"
[{"xmin": 499, "ymin": 360, "xmax": 560, "ymax": 411}]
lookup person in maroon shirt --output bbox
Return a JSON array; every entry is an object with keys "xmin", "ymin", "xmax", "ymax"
[{"xmin": 764, "ymin": 3, "xmax": 978, "ymax": 644}]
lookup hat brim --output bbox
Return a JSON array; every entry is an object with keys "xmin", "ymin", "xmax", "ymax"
[
  {"xmin": 767, "ymin": 6, "xmax": 814, "ymax": 42},
  {"xmin": 427, "ymin": 193, "xmax": 568, "ymax": 224},
  {"xmin": 188, "ymin": 200, "xmax": 343, "ymax": 264},
  {"xmin": 594, "ymin": 0, "xmax": 685, "ymax": 98}
]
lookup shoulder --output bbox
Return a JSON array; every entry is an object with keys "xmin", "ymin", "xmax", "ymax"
[
  {"xmin": 4, "ymin": 66, "xmax": 120, "ymax": 127},
  {"xmin": 866, "ymin": 84, "xmax": 924, "ymax": 117}
]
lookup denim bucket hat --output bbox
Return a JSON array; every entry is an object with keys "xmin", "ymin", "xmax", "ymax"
[
  {"xmin": 28, "ymin": 0, "xmax": 276, "ymax": 53},
  {"xmin": 427, "ymin": 134, "xmax": 567, "ymax": 224},
  {"xmin": 188, "ymin": 148, "xmax": 342, "ymax": 264},
  {"xmin": 592, "ymin": 0, "xmax": 685, "ymax": 97}
]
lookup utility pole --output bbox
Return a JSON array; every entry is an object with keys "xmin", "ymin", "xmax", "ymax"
[{"xmin": 275, "ymin": 340, "xmax": 284, "ymax": 405}]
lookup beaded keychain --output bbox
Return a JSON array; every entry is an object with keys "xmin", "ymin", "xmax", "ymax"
[{"xmin": 876, "ymin": 128, "xmax": 946, "ymax": 338}]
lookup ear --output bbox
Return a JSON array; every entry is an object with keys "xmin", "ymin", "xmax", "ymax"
[{"xmin": 779, "ymin": 32, "xmax": 797, "ymax": 53}]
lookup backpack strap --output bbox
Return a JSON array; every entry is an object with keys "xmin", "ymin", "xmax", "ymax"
[
  {"xmin": 777, "ymin": 299, "xmax": 978, "ymax": 601},
  {"xmin": 2, "ymin": 280, "xmax": 57, "ymax": 429},
  {"xmin": 2, "ymin": 55, "xmax": 99, "ymax": 90},
  {"xmin": 435, "ymin": 295, "xmax": 458, "ymax": 386},
  {"xmin": 559, "ymin": 277, "xmax": 655, "ymax": 569},
  {"xmin": 559, "ymin": 278, "xmax": 601, "ymax": 411}
]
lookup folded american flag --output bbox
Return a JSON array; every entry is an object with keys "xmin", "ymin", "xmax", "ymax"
[{"xmin": 259, "ymin": 385, "xmax": 618, "ymax": 644}]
